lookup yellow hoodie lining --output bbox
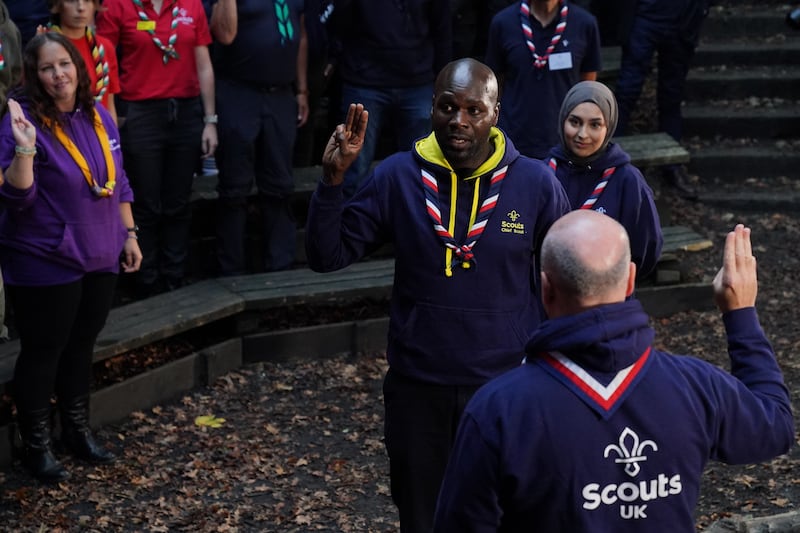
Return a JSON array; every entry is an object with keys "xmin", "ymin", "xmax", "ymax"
[{"xmin": 415, "ymin": 128, "xmax": 507, "ymax": 276}]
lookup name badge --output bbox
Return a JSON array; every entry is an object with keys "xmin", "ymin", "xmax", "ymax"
[
  {"xmin": 548, "ymin": 52, "xmax": 573, "ymax": 71},
  {"xmin": 137, "ymin": 20, "xmax": 156, "ymax": 31}
]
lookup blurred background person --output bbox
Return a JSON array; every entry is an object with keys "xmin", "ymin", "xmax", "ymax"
[
  {"xmin": 326, "ymin": 0, "xmax": 452, "ymax": 198},
  {"xmin": 5, "ymin": 0, "xmax": 49, "ymax": 46},
  {"xmin": 0, "ymin": 0, "xmax": 23, "ymax": 344},
  {"xmin": 97, "ymin": 0, "xmax": 217, "ymax": 297},
  {"xmin": 209, "ymin": 0, "xmax": 309, "ymax": 275},
  {"xmin": 43, "ymin": 0, "xmax": 121, "ymax": 124},
  {"xmin": 613, "ymin": 0, "xmax": 710, "ymax": 199},
  {"xmin": 485, "ymin": 0, "xmax": 601, "ymax": 159},
  {"xmin": 0, "ymin": 33, "xmax": 140, "ymax": 481},
  {"xmin": 0, "ymin": 0, "xmax": 22, "ymax": 110}
]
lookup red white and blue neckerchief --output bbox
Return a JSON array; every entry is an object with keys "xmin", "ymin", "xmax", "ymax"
[
  {"xmin": 535, "ymin": 347, "xmax": 652, "ymax": 419},
  {"xmin": 548, "ymin": 158, "xmax": 616, "ymax": 209},
  {"xmin": 421, "ymin": 165, "xmax": 508, "ymax": 277},
  {"xmin": 520, "ymin": 0, "xmax": 568, "ymax": 69}
]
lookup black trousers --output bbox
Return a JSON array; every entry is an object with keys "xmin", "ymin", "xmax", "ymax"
[
  {"xmin": 9, "ymin": 273, "xmax": 117, "ymax": 414},
  {"xmin": 121, "ymin": 97, "xmax": 203, "ymax": 288},
  {"xmin": 383, "ymin": 369, "xmax": 481, "ymax": 533},
  {"xmin": 215, "ymin": 79, "xmax": 297, "ymax": 275}
]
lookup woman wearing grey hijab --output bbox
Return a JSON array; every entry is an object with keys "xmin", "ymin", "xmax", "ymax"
[{"xmin": 547, "ymin": 80, "xmax": 663, "ymax": 279}]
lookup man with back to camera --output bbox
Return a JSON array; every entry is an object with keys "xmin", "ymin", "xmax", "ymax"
[
  {"xmin": 305, "ymin": 58, "xmax": 570, "ymax": 532},
  {"xmin": 433, "ymin": 210, "xmax": 794, "ymax": 532}
]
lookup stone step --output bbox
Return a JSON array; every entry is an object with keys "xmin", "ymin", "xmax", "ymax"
[
  {"xmin": 698, "ymin": 190, "xmax": 800, "ymax": 211},
  {"xmin": 689, "ymin": 144, "xmax": 800, "ymax": 180},
  {"xmin": 693, "ymin": 40, "xmax": 800, "ymax": 67},
  {"xmin": 702, "ymin": 7, "xmax": 795, "ymax": 40},
  {"xmin": 686, "ymin": 66, "xmax": 800, "ymax": 100},
  {"xmin": 682, "ymin": 103, "xmax": 800, "ymax": 138}
]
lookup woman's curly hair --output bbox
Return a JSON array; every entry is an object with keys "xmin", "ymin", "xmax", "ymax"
[{"xmin": 16, "ymin": 32, "xmax": 95, "ymax": 130}]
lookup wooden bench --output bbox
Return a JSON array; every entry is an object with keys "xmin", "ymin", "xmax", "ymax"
[
  {"xmin": 614, "ymin": 133, "xmax": 691, "ymax": 168},
  {"xmin": 191, "ymin": 131, "xmax": 689, "ymax": 205},
  {"xmin": 0, "ymin": 223, "xmax": 708, "ymax": 389},
  {"xmin": 0, "ymin": 261, "xmax": 396, "ymax": 388}
]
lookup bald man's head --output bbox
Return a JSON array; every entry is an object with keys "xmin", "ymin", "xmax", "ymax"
[
  {"xmin": 434, "ymin": 58, "xmax": 499, "ymax": 105},
  {"xmin": 431, "ymin": 59, "xmax": 500, "ymax": 172},
  {"xmin": 541, "ymin": 211, "xmax": 634, "ymax": 312}
]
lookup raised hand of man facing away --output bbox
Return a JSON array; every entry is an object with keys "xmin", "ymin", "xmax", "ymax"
[{"xmin": 713, "ymin": 224, "xmax": 757, "ymax": 313}]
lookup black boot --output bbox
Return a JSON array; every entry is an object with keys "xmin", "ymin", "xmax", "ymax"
[
  {"xmin": 59, "ymin": 396, "xmax": 116, "ymax": 464},
  {"xmin": 17, "ymin": 407, "xmax": 70, "ymax": 482}
]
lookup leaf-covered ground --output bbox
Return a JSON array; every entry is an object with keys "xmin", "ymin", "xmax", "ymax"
[{"xmin": 0, "ymin": 355, "xmax": 399, "ymax": 532}]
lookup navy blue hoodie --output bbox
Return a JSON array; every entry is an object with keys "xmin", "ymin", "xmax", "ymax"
[
  {"xmin": 434, "ymin": 301, "xmax": 794, "ymax": 532},
  {"xmin": 306, "ymin": 129, "xmax": 570, "ymax": 385},
  {"xmin": 548, "ymin": 142, "xmax": 663, "ymax": 278}
]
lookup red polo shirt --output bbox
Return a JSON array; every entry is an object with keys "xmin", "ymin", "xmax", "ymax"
[{"xmin": 96, "ymin": 0, "xmax": 212, "ymax": 101}]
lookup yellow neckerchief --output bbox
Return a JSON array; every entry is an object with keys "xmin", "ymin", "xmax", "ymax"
[
  {"xmin": 44, "ymin": 108, "xmax": 116, "ymax": 197},
  {"xmin": 415, "ymin": 127, "xmax": 506, "ymax": 276}
]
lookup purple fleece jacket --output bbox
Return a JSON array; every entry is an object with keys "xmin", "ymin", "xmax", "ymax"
[{"xmin": 0, "ymin": 100, "xmax": 133, "ymax": 285}]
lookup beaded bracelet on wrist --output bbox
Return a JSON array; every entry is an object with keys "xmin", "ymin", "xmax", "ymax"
[{"xmin": 14, "ymin": 145, "xmax": 36, "ymax": 157}]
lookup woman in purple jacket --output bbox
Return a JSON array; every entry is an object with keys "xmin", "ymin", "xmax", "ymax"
[
  {"xmin": 0, "ymin": 32, "xmax": 141, "ymax": 482},
  {"xmin": 547, "ymin": 80, "xmax": 663, "ymax": 279}
]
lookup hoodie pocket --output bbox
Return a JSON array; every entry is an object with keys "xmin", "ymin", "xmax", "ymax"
[
  {"xmin": 55, "ymin": 221, "xmax": 122, "ymax": 272},
  {"xmin": 396, "ymin": 302, "xmax": 529, "ymax": 364}
]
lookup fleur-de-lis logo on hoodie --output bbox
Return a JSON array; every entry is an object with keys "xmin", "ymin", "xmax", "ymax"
[{"xmin": 604, "ymin": 427, "xmax": 658, "ymax": 477}]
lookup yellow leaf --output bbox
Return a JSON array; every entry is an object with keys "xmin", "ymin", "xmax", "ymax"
[{"xmin": 194, "ymin": 415, "xmax": 226, "ymax": 428}]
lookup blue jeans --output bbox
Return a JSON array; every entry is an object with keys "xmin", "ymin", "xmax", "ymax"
[{"xmin": 340, "ymin": 83, "xmax": 433, "ymax": 197}]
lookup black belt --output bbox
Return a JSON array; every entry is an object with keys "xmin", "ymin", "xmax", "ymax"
[{"xmin": 224, "ymin": 79, "xmax": 293, "ymax": 94}]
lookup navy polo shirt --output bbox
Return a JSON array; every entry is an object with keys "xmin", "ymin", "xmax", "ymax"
[
  {"xmin": 212, "ymin": 0, "xmax": 304, "ymax": 87},
  {"xmin": 485, "ymin": 2, "xmax": 601, "ymax": 159}
]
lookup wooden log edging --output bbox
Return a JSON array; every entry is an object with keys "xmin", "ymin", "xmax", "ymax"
[
  {"xmin": 705, "ymin": 511, "xmax": 800, "ymax": 532},
  {"xmin": 0, "ymin": 318, "xmax": 390, "ymax": 469}
]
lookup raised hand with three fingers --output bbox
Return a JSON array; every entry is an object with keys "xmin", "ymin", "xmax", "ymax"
[
  {"xmin": 8, "ymin": 98, "xmax": 35, "ymax": 150},
  {"xmin": 322, "ymin": 103, "xmax": 368, "ymax": 186},
  {"xmin": 5, "ymin": 98, "xmax": 37, "ymax": 190}
]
